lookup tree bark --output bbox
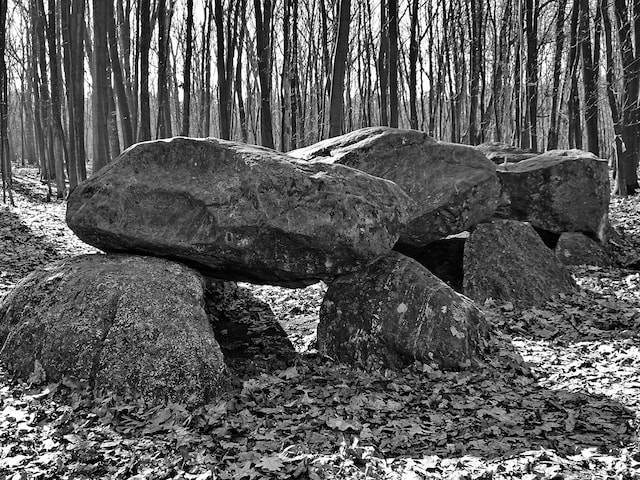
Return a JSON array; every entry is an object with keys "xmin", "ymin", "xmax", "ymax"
[
  {"xmin": 567, "ymin": 0, "xmax": 582, "ymax": 150},
  {"xmin": 0, "ymin": 0, "xmax": 13, "ymax": 204},
  {"xmin": 524, "ymin": 0, "xmax": 538, "ymax": 151},
  {"xmin": 388, "ymin": 0, "xmax": 399, "ymax": 128},
  {"xmin": 137, "ymin": 0, "xmax": 151, "ymax": 141},
  {"xmin": 615, "ymin": 0, "xmax": 639, "ymax": 193},
  {"xmin": 408, "ymin": 0, "xmax": 419, "ymax": 130},
  {"xmin": 181, "ymin": 0, "xmax": 193, "ymax": 136},
  {"xmin": 107, "ymin": 0, "xmax": 133, "ymax": 149},
  {"xmin": 254, "ymin": 0, "xmax": 275, "ymax": 147},
  {"xmin": 92, "ymin": 0, "xmax": 110, "ymax": 172},
  {"xmin": 156, "ymin": 0, "xmax": 173, "ymax": 138},
  {"xmin": 469, "ymin": 0, "xmax": 482, "ymax": 145},
  {"xmin": 328, "ymin": 0, "xmax": 351, "ymax": 137},
  {"xmin": 579, "ymin": 0, "xmax": 599, "ymax": 155},
  {"xmin": 378, "ymin": 0, "xmax": 388, "ymax": 126},
  {"xmin": 547, "ymin": 0, "xmax": 567, "ymax": 150},
  {"xmin": 45, "ymin": 0, "xmax": 67, "ymax": 197}
]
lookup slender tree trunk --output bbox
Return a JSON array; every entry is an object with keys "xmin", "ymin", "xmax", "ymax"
[
  {"xmin": 235, "ymin": 19, "xmax": 248, "ymax": 143},
  {"xmin": 137, "ymin": 0, "xmax": 151, "ymax": 141},
  {"xmin": 469, "ymin": 0, "xmax": 482, "ymax": 145},
  {"xmin": 45, "ymin": 0, "xmax": 67, "ymax": 197},
  {"xmin": 200, "ymin": 0, "xmax": 213, "ymax": 137},
  {"xmin": 181, "ymin": 0, "xmax": 193, "ymax": 136},
  {"xmin": 92, "ymin": 0, "xmax": 110, "ymax": 172},
  {"xmin": 524, "ymin": 0, "xmax": 538, "ymax": 151},
  {"xmin": 567, "ymin": 0, "xmax": 582, "ymax": 150},
  {"xmin": 408, "ymin": 0, "xmax": 419, "ymax": 130},
  {"xmin": 107, "ymin": 0, "xmax": 133, "ymax": 148},
  {"xmin": 0, "ymin": 0, "xmax": 13, "ymax": 204},
  {"xmin": 602, "ymin": 0, "xmax": 626, "ymax": 195},
  {"xmin": 328, "ymin": 0, "xmax": 351, "ymax": 137},
  {"xmin": 615, "ymin": 0, "xmax": 639, "ymax": 193},
  {"xmin": 388, "ymin": 0, "xmax": 399, "ymax": 128},
  {"xmin": 254, "ymin": 0, "xmax": 275, "ymax": 147},
  {"xmin": 579, "ymin": 0, "xmax": 599, "ymax": 155},
  {"xmin": 61, "ymin": 0, "xmax": 78, "ymax": 189},
  {"xmin": 548, "ymin": 0, "xmax": 567, "ymax": 150},
  {"xmin": 156, "ymin": 0, "xmax": 172, "ymax": 138},
  {"xmin": 378, "ymin": 0, "xmax": 388, "ymax": 126},
  {"xmin": 290, "ymin": 0, "xmax": 300, "ymax": 147}
]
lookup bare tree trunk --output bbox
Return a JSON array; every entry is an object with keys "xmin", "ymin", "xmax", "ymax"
[
  {"xmin": 92, "ymin": 0, "xmax": 111, "ymax": 172},
  {"xmin": 107, "ymin": 0, "xmax": 133, "ymax": 148},
  {"xmin": 156, "ymin": 0, "xmax": 173, "ymax": 138},
  {"xmin": 199, "ymin": 0, "xmax": 213, "ymax": 137},
  {"xmin": 235, "ymin": 18, "xmax": 248, "ymax": 143},
  {"xmin": 61, "ymin": 0, "xmax": 78, "ymax": 189},
  {"xmin": 579, "ymin": 0, "xmax": 599, "ymax": 155},
  {"xmin": 388, "ymin": 0, "xmax": 398, "ymax": 128},
  {"xmin": 137, "ymin": 0, "xmax": 151, "ymax": 141},
  {"xmin": 45, "ymin": 0, "xmax": 67, "ymax": 197},
  {"xmin": 548, "ymin": 0, "xmax": 567, "ymax": 150},
  {"xmin": 524, "ymin": 0, "xmax": 538, "ymax": 151},
  {"xmin": 0, "ymin": 0, "xmax": 13, "ymax": 205},
  {"xmin": 615, "ymin": 0, "xmax": 639, "ymax": 193},
  {"xmin": 469, "ymin": 0, "xmax": 482, "ymax": 145},
  {"xmin": 378, "ymin": 0, "xmax": 388, "ymax": 126},
  {"xmin": 602, "ymin": 0, "xmax": 626, "ymax": 195},
  {"xmin": 181, "ymin": 0, "xmax": 193, "ymax": 136},
  {"xmin": 254, "ymin": 0, "xmax": 275, "ymax": 147},
  {"xmin": 567, "ymin": 0, "xmax": 582, "ymax": 150},
  {"xmin": 328, "ymin": 0, "xmax": 351, "ymax": 137},
  {"xmin": 408, "ymin": 0, "xmax": 419, "ymax": 130}
]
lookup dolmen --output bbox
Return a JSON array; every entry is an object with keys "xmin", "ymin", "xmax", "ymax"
[{"xmin": 0, "ymin": 128, "xmax": 612, "ymax": 406}]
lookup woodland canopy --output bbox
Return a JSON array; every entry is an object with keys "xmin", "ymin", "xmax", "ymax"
[{"xmin": 0, "ymin": 0, "xmax": 640, "ymax": 200}]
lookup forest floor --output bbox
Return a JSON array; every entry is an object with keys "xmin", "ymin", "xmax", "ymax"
[{"xmin": 2, "ymin": 166, "xmax": 640, "ymax": 479}]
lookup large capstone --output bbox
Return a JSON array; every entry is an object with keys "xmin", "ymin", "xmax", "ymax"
[
  {"xmin": 290, "ymin": 127, "xmax": 500, "ymax": 247},
  {"xmin": 66, "ymin": 137, "xmax": 413, "ymax": 287},
  {"xmin": 317, "ymin": 252, "xmax": 489, "ymax": 370},
  {"xmin": 0, "ymin": 254, "xmax": 226, "ymax": 406},
  {"xmin": 495, "ymin": 150, "xmax": 610, "ymax": 242},
  {"xmin": 463, "ymin": 220, "xmax": 578, "ymax": 308}
]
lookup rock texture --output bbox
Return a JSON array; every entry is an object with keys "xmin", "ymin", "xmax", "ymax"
[
  {"xmin": 66, "ymin": 137, "xmax": 413, "ymax": 288},
  {"xmin": 290, "ymin": 127, "xmax": 500, "ymax": 247},
  {"xmin": 463, "ymin": 220, "xmax": 578, "ymax": 307},
  {"xmin": 317, "ymin": 252, "xmax": 489, "ymax": 370},
  {"xmin": 555, "ymin": 232, "xmax": 611, "ymax": 267},
  {"xmin": 476, "ymin": 142, "xmax": 537, "ymax": 164},
  {"xmin": 0, "ymin": 254, "xmax": 226, "ymax": 406},
  {"xmin": 495, "ymin": 150, "xmax": 610, "ymax": 242}
]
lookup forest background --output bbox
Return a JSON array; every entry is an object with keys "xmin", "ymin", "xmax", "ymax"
[{"xmin": 1, "ymin": 0, "xmax": 640, "ymax": 202}]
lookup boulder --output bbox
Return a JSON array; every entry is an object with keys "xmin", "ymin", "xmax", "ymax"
[
  {"xmin": 463, "ymin": 220, "xmax": 578, "ymax": 308},
  {"xmin": 317, "ymin": 252, "xmax": 489, "ymax": 370},
  {"xmin": 555, "ymin": 232, "xmax": 611, "ymax": 267},
  {"xmin": 476, "ymin": 142, "xmax": 538, "ymax": 164},
  {"xmin": 66, "ymin": 137, "xmax": 413, "ymax": 288},
  {"xmin": 290, "ymin": 127, "xmax": 500, "ymax": 247},
  {"xmin": 0, "ymin": 254, "xmax": 226, "ymax": 406},
  {"xmin": 495, "ymin": 150, "xmax": 610, "ymax": 242}
]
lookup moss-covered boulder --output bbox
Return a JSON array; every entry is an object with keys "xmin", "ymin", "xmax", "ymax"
[
  {"xmin": 317, "ymin": 252, "xmax": 489, "ymax": 370},
  {"xmin": 290, "ymin": 127, "xmax": 500, "ymax": 247},
  {"xmin": 0, "ymin": 254, "xmax": 226, "ymax": 406},
  {"xmin": 463, "ymin": 220, "xmax": 578, "ymax": 308},
  {"xmin": 495, "ymin": 150, "xmax": 610, "ymax": 242}
]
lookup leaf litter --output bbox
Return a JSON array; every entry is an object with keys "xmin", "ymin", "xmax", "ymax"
[{"xmin": 1, "ymin": 167, "xmax": 640, "ymax": 479}]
